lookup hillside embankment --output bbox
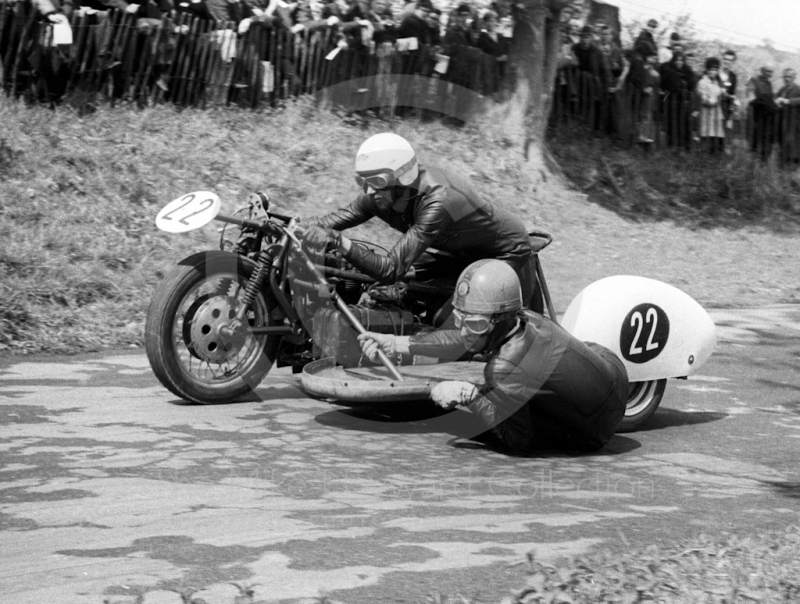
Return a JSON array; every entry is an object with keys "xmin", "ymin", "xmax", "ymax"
[{"xmin": 0, "ymin": 97, "xmax": 798, "ymax": 354}]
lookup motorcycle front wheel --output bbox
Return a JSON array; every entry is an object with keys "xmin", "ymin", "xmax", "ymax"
[
  {"xmin": 145, "ymin": 251, "xmax": 282, "ymax": 404},
  {"xmin": 617, "ymin": 379, "xmax": 667, "ymax": 432}
]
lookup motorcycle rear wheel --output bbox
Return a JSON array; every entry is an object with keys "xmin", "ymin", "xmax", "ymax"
[
  {"xmin": 617, "ymin": 379, "xmax": 667, "ymax": 432},
  {"xmin": 145, "ymin": 251, "xmax": 282, "ymax": 404}
]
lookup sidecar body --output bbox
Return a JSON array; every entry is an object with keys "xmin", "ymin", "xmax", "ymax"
[
  {"xmin": 560, "ymin": 275, "xmax": 716, "ymax": 382},
  {"xmin": 299, "ymin": 275, "xmax": 716, "ymax": 417}
]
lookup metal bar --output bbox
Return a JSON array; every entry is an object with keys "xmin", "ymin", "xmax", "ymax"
[
  {"xmin": 250, "ymin": 325, "xmax": 295, "ymax": 335},
  {"xmin": 318, "ymin": 265, "xmax": 451, "ymax": 296},
  {"xmin": 284, "ymin": 229, "xmax": 404, "ymax": 381},
  {"xmin": 534, "ymin": 255, "xmax": 557, "ymax": 324}
]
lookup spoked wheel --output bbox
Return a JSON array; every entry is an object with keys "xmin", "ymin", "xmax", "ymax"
[
  {"xmin": 145, "ymin": 251, "xmax": 282, "ymax": 404},
  {"xmin": 617, "ymin": 379, "xmax": 667, "ymax": 432}
]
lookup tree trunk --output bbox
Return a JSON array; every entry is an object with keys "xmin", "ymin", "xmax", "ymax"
[{"xmin": 501, "ymin": 0, "xmax": 573, "ymax": 183}]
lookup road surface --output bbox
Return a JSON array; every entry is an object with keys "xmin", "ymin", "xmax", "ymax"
[{"xmin": 1, "ymin": 306, "xmax": 799, "ymax": 603}]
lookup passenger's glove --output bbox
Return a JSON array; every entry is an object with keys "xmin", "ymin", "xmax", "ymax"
[
  {"xmin": 302, "ymin": 225, "xmax": 340, "ymax": 255},
  {"xmin": 357, "ymin": 331, "xmax": 397, "ymax": 363},
  {"xmin": 431, "ymin": 380, "xmax": 478, "ymax": 410}
]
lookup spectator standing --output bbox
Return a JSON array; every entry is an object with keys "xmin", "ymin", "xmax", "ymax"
[
  {"xmin": 476, "ymin": 9, "xmax": 508, "ymax": 95},
  {"xmin": 571, "ymin": 24, "xmax": 608, "ymax": 131},
  {"xmin": 659, "ymin": 50, "xmax": 694, "ymax": 149},
  {"xmin": 748, "ymin": 64, "xmax": 778, "ymax": 160},
  {"xmin": 597, "ymin": 23, "xmax": 628, "ymax": 137},
  {"xmin": 626, "ymin": 43, "xmax": 659, "ymax": 143},
  {"xmin": 633, "ymin": 18, "xmax": 657, "ymax": 58},
  {"xmin": 719, "ymin": 49, "xmax": 739, "ymax": 149},
  {"xmin": 696, "ymin": 57, "xmax": 726, "ymax": 154},
  {"xmin": 396, "ymin": 0, "xmax": 435, "ymax": 74},
  {"xmin": 658, "ymin": 31, "xmax": 680, "ymax": 65},
  {"xmin": 776, "ymin": 68, "xmax": 800, "ymax": 164},
  {"xmin": 553, "ymin": 18, "xmax": 578, "ymax": 121},
  {"xmin": 441, "ymin": 2, "xmax": 477, "ymax": 121},
  {"xmin": 367, "ymin": 0, "xmax": 397, "ymax": 44},
  {"xmin": 424, "ymin": 7, "xmax": 441, "ymax": 45}
]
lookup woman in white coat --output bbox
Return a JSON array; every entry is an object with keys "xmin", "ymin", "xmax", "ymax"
[{"xmin": 696, "ymin": 57, "xmax": 727, "ymax": 154}]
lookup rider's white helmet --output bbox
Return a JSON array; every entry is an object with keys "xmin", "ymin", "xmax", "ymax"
[{"xmin": 355, "ymin": 133, "xmax": 419, "ymax": 188}]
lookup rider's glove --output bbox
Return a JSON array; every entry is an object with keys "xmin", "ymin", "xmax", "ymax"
[
  {"xmin": 302, "ymin": 225, "xmax": 341, "ymax": 255},
  {"xmin": 357, "ymin": 331, "xmax": 397, "ymax": 363},
  {"xmin": 431, "ymin": 381, "xmax": 478, "ymax": 410}
]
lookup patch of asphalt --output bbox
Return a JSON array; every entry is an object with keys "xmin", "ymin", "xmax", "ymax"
[{"xmin": 0, "ymin": 306, "xmax": 798, "ymax": 603}]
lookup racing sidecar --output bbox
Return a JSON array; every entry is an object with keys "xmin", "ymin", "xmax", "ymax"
[{"xmin": 300, "ymin": 275, "xmax": 716, "ymax": 432}]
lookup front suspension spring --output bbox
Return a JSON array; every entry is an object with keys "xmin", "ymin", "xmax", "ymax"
[{"xmin": 236, "ymin": 250, "xmax": 271, "ymax": 321}]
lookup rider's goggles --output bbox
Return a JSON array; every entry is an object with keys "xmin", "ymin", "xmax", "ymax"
[
  {"xmin": 355, "ymin": 157, "xmax": 417, "ymax": 191},
  {"xmin": 453, "ymin": 309, "xmax": 494, "ymax": 336}
]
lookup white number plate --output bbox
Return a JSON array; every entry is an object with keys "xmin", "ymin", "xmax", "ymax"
[{"xmin": 156, "ymin": 191, "xmax": 221, "ymax": 233}]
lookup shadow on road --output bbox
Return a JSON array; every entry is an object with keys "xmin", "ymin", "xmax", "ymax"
[
  {"xmin": 315, "ymin": 401, "xmax": 459, "ymax": 435},
  {"xmin": 315, "ymin": 404, "xmax": 642, "ymax": 457},
  {"xmin": 761, "ymin": 481, "xmax": 800, "ymax": 500},
  {"xmin": 633, "ymin": 407, "xmax": 729, "ymax": 432}
]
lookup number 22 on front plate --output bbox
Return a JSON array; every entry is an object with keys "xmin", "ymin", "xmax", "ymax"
[{"xmin": 156, "ymin": 191, "xmax": 221, "ymax": 233}]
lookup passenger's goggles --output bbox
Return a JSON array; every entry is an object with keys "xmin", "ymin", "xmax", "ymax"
[
  {"xmin": 355, "ymin": 157, "xmax": 417, "ymax": 191},
  {"xmin": 453, "ymin": 309, "xmax": 494, "ymax": 335}
]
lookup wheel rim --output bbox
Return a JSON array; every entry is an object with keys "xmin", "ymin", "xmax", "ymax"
[
  {"xmin": 171, "ymin": 273, "xmax": 270, "ymax": 387},
  {"xmin": 626, "ymin": 380, "xmax": 659, "ymax": 417}
]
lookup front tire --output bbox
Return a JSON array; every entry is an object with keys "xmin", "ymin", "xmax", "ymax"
[
  {"xmin": 617, "ymin": 379, "xmax": 667, "ymax": 432},
  {"xmin": 145, "ymin": 251, "xmax": 282, "ymax": 404}
]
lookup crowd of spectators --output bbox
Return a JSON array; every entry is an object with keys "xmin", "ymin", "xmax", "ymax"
[
  {"xmin": 0, "ymin": 0, "xmax": 515, "ymax": 109},
  {"xmin": 2, "ymin": 1, "xmax": 799, "ymax": 162},
  {"xmin": 558, "ymin": 17, "xmax": 800, "ymax": 162}
]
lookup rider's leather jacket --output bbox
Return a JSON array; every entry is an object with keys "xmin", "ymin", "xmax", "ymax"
[
  {"xmin": 311, "ymin": 165, "xmax": 533, "ymax": 284},
  {"xmin": 409, "ymin": 311, "xmax": 630, "ymax": 453}
]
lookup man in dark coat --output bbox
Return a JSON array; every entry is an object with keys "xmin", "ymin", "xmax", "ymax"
[
  {"xmin": 570, "ymin": 24, "xmax": 609, "ymax": 130},
  {"xmin": 659, "ymin": 50, "xmax": 695, "ymax": 148},
  {"xmin": 749, "ymin": 65, "xmax": 778, "ymax": 160},
  {"xmin": 302, "ymin": 133, "xmax": 540, "ymax": 317},
  {"xmin": 571, "ymin": 24, "xmax": 609, "ymax": 90},
  {"xmin": 776, "ymin": 68, "xmax": 800, "ymax": 163},
  {"xmin": 633, "ymin": 18, "xmax": 658, "ymax": 58}
]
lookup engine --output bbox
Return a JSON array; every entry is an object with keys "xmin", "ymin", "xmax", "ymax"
[{"xmin": 312, "ymin": 303, "xmax": 417, "ymax": 367}]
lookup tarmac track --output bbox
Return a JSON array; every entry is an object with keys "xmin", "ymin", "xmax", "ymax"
[{"xmin": 0, "ymin": 306, "xmax": 799, "ymax": 604}]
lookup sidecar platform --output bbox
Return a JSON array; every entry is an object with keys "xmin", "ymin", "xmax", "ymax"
[{"xmin": 300, "ymin": 358, "xmax": 485, "ymax": 402}]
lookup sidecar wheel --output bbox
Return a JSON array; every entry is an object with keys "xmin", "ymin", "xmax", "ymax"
[
  {"xmin": 617, "ymin": 379, "xmax": 667, "ymax": 432},
  {"xmin": 145, "ymin": 251, "xmax": 282, "ymax": 404}
]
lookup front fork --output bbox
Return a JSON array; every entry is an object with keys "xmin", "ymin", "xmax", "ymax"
[{"xmin": 219, "ymin": 221, "xmax": 301, "ymax": 339}]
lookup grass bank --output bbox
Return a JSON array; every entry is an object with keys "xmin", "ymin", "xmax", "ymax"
[
  {"xmin": 108, "ymin": 525, "xmax": 800, "ymax": 602},
  {"xmin": 1, "ymin": 97, "xmax": 798, "ymax": 355}
]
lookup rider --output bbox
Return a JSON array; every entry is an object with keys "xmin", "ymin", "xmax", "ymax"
[
  {"xmin": 301, "ymin": 133, "xmax": 539, "ymax": 314},
  {"xmin": 357, "ymin": 260, "xmax": 630, "ymax": 453}
]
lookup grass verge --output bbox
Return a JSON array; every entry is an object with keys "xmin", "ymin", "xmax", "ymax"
[
  {"xmin": 499, "ymin": 524, "xmax": 800, "ymax": 604},
  {"xmin": 549, "ymin": 123, "xmax": 800, "ymax": 230},
  {"xmin": 102, "ymin": 525, "xmax": 800, "ymax": 603}
]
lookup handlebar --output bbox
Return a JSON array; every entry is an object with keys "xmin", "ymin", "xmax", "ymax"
[{"xmin": 214, "ymin": 212, "xmax": 288, "ymax": 237}]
